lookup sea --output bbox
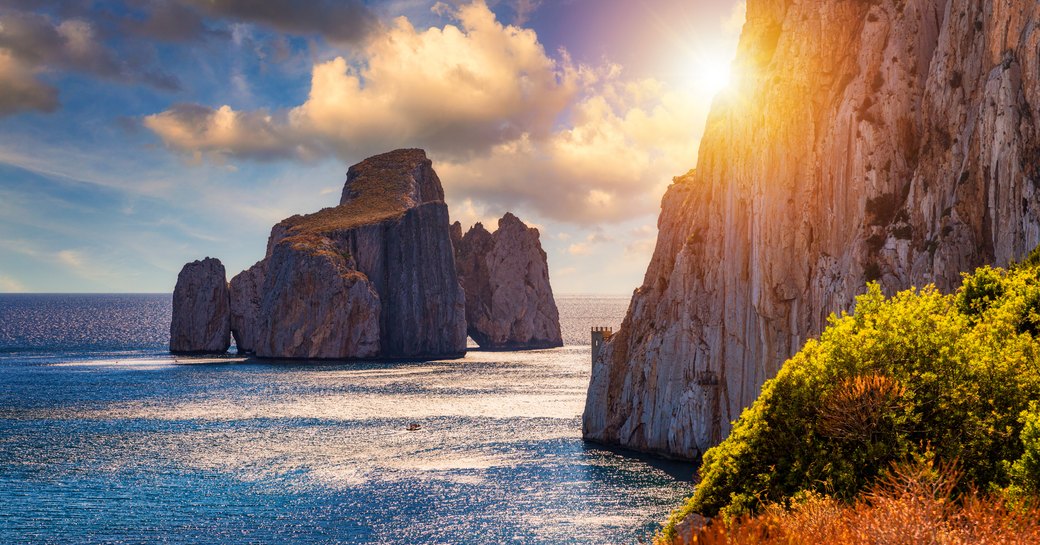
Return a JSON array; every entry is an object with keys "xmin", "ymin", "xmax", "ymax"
[{"xmin": 0, "ymin": 294, "xmax": 694, "ymax": 545}]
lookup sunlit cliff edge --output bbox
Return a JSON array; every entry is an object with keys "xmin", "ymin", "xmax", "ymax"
[{"xmin": 584, "ymin": 0, "xmax": 1040, "ymax": 460}]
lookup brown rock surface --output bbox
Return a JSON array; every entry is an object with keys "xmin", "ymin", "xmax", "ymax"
[
  {"xmin": 584, "ymin": 0, "xmax": 1040, "ymax": 460},
  {"xmin": 169, "ymin": 257, "xmax": 230, "ymax": 354},
  {"xmin": 454, "ymin": 213, "xmax": 563, "ymax": 350},
  {"xmin": 255, "ymin": 239, "xmax": 380, "ymax": 359},
  {"xmin": 255, "ymin": 149, "xmax": 467, "ymax": 359}
]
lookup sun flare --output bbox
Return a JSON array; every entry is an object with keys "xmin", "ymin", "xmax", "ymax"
[
  {"xmin": 694, "ymin": 56, "xmax": 733, "ymax": 97},
  {"xmin": 673, "ymin": 48, "xmax": 737, "ymax": 100}
]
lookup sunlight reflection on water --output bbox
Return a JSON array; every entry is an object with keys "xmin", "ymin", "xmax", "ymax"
[{"xmin": 0, "ymin": 295, "xmax": 692, "ymax": 544}]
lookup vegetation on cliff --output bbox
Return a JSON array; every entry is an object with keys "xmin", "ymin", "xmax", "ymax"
[
  {"xmin": 659, "ymin": 256, "xmax": 1040, "ymax": 540},
  {"xmin": 661, "ymin": 456, "xmax": 1040, "ymax": 544}
]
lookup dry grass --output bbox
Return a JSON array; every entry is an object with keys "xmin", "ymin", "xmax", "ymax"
[
  {"xmin": 662, "ymin": 459, "xmax": 1040, "ymax": 545},
  {"xmin": 819, "ymin": 374, "xmax": 907, "ymax": 442},
  {"xmin": 279, "ymin": 149, "xmax": 432, "ymax": 237}
]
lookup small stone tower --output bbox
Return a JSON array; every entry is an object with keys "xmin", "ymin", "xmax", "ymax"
[{"xmin": 591, "ymin": 327, "xmax": 613, "ymax": 365}]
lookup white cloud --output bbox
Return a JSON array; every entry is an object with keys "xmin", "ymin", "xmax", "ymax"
[
  {"xmin": 625, "ymin": 237, "xmax": 656, "ymax": 259},
  {"xmin": 0, "ymin": 275, "xmax": 25, "ymax": 292},
  {"xmin": 146, "ymin": 1, "xmax": 577, "ymax": 161},
  {"xmin": 56, "ymin": 249, "xmax": 85, "ymax": 269},
  {"xmin": 0, "ymin": 49, "xmax": 57, "ymax": 115},
  {"xmin": 555, "ymin": 266, "xmax": 577, "ymax": 277},
  {"xmin": 448, "ymin": 197, "xmax": 500, "ymax": 231},
  {"xmin": 435, "ymin": 74, "xmax": 700, "ymax": 223},
  {"xmin": 144, "ymin": 1, "xmax": 703, "ymax": 226},
  {"xmin": 567, "ymin": 243, "xmax": 591, "ymax": 256},
  {"xmin": 0, "ymin": 7, "xmax": 179, "ymax": 115},
  {"xmin": 566, "ymin": 232, "xmax": 614, "ymax": 256}
]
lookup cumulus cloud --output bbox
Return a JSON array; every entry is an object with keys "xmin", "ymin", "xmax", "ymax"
[
  {"xmin": 0, "ymin": 49, "xmax": 58, "ymax": 115},
  {"xmin": 132, "ymin": 0, "xmax": 218, "ymax": 42},
  {"xmin": 145, "ymin": 1, "xmax": 703, "ymax": 225},
  {"xmin": 146, "ymin": 2, "xmax": 576, "ymax": 160},
  {"xmin": 448, "ymin": 197, "xmax": 501, "ymax": 232},
  {"xmin": 567, "ymin": 232, "xmax": 614, "ymax": 255},
  {"xmin": 435, "ymin": 74, "xmax": 701, "ymax": 223},
  {"xmin": 145, "ymin": 104, "xmax": 295, "ymax": 162},
  {"xmin": 0, "ymin": 6, "xmax": 180, "ymax": 115},
  {"xmin": 181, "ymin": 0, "xmax": 377, "ymax": 44}
]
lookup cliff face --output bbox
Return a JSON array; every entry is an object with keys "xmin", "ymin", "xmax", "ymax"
[
  {"xmin": 453, "ymin": 213, "xmax": 563, "ymax": 350},
  {"xmin": 584, "ymin": 0, "xmax": 1040, "ymax": 460},
  {"xmin": 254, "ymin": 148, "xmax": 467, "ymax": 359},
  {"xmin": 229, "ymin": 259, "xmax": 264, "ymax": 354},
  {"xmin": 170, "ymin": 257, "xmax": 230, "ymax": 354},
  {"xmin": 256, "ymin": 239, "xmax": 380, "ymax": 359}
]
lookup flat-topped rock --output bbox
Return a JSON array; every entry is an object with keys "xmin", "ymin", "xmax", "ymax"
[
  {"xmin": 170, "ymin": 257, "xmax": 230, "ymax": 354},
  {"xmin": 252, "ymin": 149, "xmax": 467, "ymax": 359}
]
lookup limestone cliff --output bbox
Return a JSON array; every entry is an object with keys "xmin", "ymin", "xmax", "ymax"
[
  {"xmin": 255, "ymin": 148, "xmax": 467, "ymax": 359},
  {"xmin": 170, "ymin": 257, "xmax": 230, "ymax": 354},
  {"xmin": 452, "ymin": 213, "xmax": 563, "ymax": 350},
  {"xmin": 584, "ymin": 0, "xmax": 1040, "ymax": 460}
]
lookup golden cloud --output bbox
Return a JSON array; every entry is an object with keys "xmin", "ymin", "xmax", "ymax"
[{"xmin": 144, "ymin": 1, "xmax": 703, "ymax": 224}]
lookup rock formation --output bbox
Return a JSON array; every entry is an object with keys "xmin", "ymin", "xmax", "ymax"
[
  {"xmin": 253, "ymin": 148, "xmax": 467, "ymax": 359},
  {"xmin": 584, "ymin": 0, "xmax": 1040, "ymax": 460},
  {"xmin": 169, "ymin": 257, "xmax": 231, "ymax": 354},
  {"xmin": 255, "ymin": 239, "xmax": 380, "ymax": 359},
  {"xmin": 228, "ymin": 260, "xmax": 265, "ymax": 354},
  {"xmin": 452, "ymin": 213, "xmax": 563, "ymax": 349}
]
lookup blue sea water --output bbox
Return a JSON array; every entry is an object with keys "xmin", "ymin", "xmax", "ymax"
[{"xmin": 0, "ymin": 294, "xmax": 693, "ymax": 545}]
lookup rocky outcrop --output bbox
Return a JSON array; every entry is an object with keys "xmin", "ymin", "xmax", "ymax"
[
  {"xmin": 255, "ymin": 239, "xmax": 380, "ymax": 359},
  {"xmin": 169, "ymin": 257, "xmax": 230, "ymax": 354},
  {"xmin": 584, "ymin": 0, "xmax": 1040, "ymax": 460},
  {"xmin": 228, "ymin": 260, "xmax": 265, "ymax": 354},
  {"xmin": 453, "ymin": 213, "xmax": 563, "ymax": 349},
  {"xmin": 253, "ymin": 148, "xmax": 467, "ymax": 359}
]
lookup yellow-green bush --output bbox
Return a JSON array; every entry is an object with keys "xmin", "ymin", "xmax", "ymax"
[{"xmin": 663, "ymin": 261, "xmax": 1040, "ymax": 535}]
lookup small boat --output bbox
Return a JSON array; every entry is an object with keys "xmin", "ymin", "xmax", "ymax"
[{"xmin": 406, "ymin": 423, "xmax": 422, "ymax": 431}]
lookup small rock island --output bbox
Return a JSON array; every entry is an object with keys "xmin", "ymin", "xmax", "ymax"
[
  {"xmin": 170, "ymin": 149, "xmax": 562, "ymax": 360},
  {"xmin": 169, "ymin": 257, "xmax": 231, "ymax": 354},
  {"xmin": 452, "ymin": 214, "xmax": 563, "ymax": 350}
]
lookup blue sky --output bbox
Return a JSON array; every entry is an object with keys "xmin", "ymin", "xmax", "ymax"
[{"xmin": 0, "ymin": 0, "xmax": 744, "ymax": 294}]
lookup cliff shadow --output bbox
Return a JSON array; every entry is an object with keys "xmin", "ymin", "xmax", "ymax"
[{"xmin": 582, "ymin": 442, "xmax": 698, "ymax": 482}]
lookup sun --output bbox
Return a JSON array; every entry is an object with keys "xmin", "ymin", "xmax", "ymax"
[
  {"xmin": 693, "ymin": 56, "xmax": 734, "ymax": 97},
  {"xmin": 672, "ymin": 47, "xmax": 737, "ymax": 100}
]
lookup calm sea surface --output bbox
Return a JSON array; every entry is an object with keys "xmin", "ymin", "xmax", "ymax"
[{"xmin": 0, "ymin": 294, "xmax": 693, "ymax": 545}]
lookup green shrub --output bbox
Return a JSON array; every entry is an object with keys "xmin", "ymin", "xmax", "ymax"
[{"xmin": 666, "ymin": 261, "xmax": 1040, "ymax": 526}]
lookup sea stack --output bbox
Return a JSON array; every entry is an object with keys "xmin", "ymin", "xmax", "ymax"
[
  {"xmin": 583, "ymin": 0, "xmax": 1040, "ymax": 460},
  {"xmin": 169, "ymin": 257, "xmax": 231, "ymax": 354},
  {"xmin": 251, "ymin": 148, "xmax": 467, "ymax": 359},
  {"xmin": 452, "ymin": 213, "xmax": 563, "ymax": 350},
  {"xmin": 228, "ymin": 260, "xmax": 265, "ymax": 354}
]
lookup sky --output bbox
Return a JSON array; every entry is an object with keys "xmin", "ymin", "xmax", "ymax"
[{"xmin": 0, "ymin": 0, "xmax": 745, "ymax": 294}]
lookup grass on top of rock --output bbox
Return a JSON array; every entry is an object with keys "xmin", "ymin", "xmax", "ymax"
[{"xmin": 658, "ymin": 256, "xmax": 1040, "ymax": 542}]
